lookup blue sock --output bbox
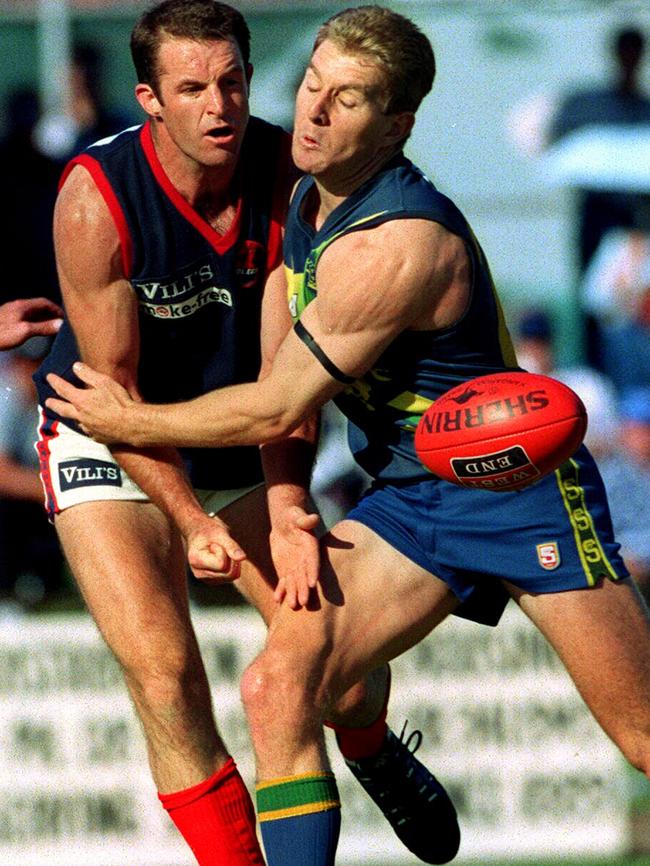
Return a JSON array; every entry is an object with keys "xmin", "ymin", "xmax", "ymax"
[{"xmin": 257, "ymin": 772, "xmax": 341, "ymax": 866}]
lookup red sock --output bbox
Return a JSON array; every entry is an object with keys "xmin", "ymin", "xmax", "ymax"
[
  {"xmin": 159, "ymin": 757, "xmax": 266, "ymax": 866},
  {"xmin": 325, "ymin": 672, "xmax": 391, "ymax": 761}
]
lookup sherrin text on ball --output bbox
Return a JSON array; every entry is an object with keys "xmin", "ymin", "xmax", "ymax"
[{"xmin": 414, "ymin": 372, "xmax": 588, "ymax": 491}]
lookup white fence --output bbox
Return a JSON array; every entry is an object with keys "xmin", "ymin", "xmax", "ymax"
[{"xmin": 0, "ymin": 604, "xmax": 634, "ymax": 865}]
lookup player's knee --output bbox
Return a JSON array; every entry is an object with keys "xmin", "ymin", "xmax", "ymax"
[
  {"xmin": 241, "ymin": 647, "xmax": 324, "ymax": 732},
  {"xmin": 240, "ymin": 651, "xmax": 298, "ymax": 723},
  {"xmin": 239, "ymin": 658, "xmax": 265, "ymax": 727}
]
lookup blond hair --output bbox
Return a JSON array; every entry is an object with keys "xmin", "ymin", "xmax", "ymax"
[{"xmin": 313, "ymin": 5, "xmax": 435, "ymax": 114}]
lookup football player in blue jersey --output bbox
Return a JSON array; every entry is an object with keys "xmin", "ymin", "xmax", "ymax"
[
  {"xmin": 35, "ymin": 2, "xmax": 458, "ymax": 865},
  {"xmin": 0, "ymin": 297, "xmax": 63, "ymax": 350},
  {"xmin": 47, "ymin": 5, "xmax": 650, "ymax": 866}
]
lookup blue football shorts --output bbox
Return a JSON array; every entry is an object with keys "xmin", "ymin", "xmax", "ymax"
[{"xmin": 346, "ymin": 445, "xmax": 628, "ymax": 626}]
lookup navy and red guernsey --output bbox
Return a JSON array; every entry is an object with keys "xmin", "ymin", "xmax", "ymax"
[{"xmin": 35, "ymin": 117, "xmax": 291, "ymax": 489}]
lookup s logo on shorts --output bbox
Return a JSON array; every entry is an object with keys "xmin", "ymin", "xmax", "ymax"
[
  {"xmin": 59, "ymin": 458, "xmax": 122, "ymax": 491},
  {"xmin": 537, "ymin": 541, "xmax": 560, "ymax": 570}
]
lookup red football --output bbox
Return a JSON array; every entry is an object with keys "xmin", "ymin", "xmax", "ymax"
[{"xmin": 414, "ymin": 372, "xmax": 588, "ymax": 491}]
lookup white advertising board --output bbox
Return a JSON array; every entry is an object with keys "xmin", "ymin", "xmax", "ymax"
[{"xmin": 0, "ymin": 604, "xmax": 629, "ymax": 865}]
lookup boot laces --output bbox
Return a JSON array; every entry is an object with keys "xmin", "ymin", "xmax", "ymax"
[{"xmin": 398, "ymin": 719, "xmax": 423, "ymax": 755}]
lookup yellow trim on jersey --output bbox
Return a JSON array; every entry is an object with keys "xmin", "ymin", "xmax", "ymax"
[
  {"xmin": 387, "ymin": 391, "xmax": 434, "ymax": 414},
  {"xmin": 347, "ymin": 210, "xmax": 389, "ymax": 229},
  {"xmin": 285, "ymin": 266, "xmax": 303, "ymax": 297},
  {"xmin": 468, "ymin": 227, "xmax": 518, "ymax": 368},
  {"xmin": 493, "ymin": 290, "xmax": 518, "ymax": 368}
]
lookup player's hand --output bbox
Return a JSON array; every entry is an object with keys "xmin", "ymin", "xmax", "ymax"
[
  {"xmin": 45, "ymin": 362, "xmax": 135, "ymax": 443},
  {"xmin": 186, "ymin": 513, "xmax": 247, "ymax": 584},
  {"xmin": 270, "ymin": 505, "xmax": 321, "ymax": 609},
  {"xmin": 0, "ymin": 297, "xmax": 63, "ymax": 350}
]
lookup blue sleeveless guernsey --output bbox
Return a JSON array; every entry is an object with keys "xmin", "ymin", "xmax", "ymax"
[
  {"xmin": 285, "ymin": 155, "xmax": 627, "ymax": 616},
  {"xmin": 35, "ymin": 117, "xmax": 291, "ymax": 489},
  {"xmin": 284, "ymin": 154, "xmax": 520, "ymax": 483}
]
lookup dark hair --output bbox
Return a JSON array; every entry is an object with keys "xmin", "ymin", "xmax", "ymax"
[
  {"xmin": 517, "ymin": 309, "xmax": 552, "ymax": 342},
  {"xmin": 313, "ymin": 5, "xmax": 435, "ymax": 114},
  {"xmin": 131, "ymin": 0, "xmax": 250, "ymax": 93},
  {"xmin": 614, "ymin": 25, "xmax": 645, "ymax": 57}
]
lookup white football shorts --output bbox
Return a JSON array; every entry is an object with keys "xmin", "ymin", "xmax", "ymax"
[{"xmin": 35, "ymin": 407, "xmax": 263, "ymax": 519}]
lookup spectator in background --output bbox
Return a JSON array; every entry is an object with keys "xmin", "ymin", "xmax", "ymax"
[
  {"xmin": 597, "ymin": 387, "xmax": 650, "ymax": 600},
  {"xmin": 310, "ymin": 403, "xmax": 371, "ymax": 532},
  {"xmin": 581, "ymin": 203, "xmax": 650, "ymax": 393},
  {"xmin": 0, "ymin": 88, "xmax": 61, "ymax": 307},
  {"xmin": 513, "ymin": 308, "xmax": 620, "ymax": 447},
  {"xmin": 547, "ymin": 25, "xmax": 650, "ymax": 370},
  {"xmin": 0, "ymin": 338, "xmax": 66, "ymax": 611},
  {"xmin": 0, "ymin": 54, "xmax": 134, "ymax": 312},
  {"xmin": 34, "ymin": 41, "xmax": 136, "ymax": 164},
  {"xmin": 619, "ymin": 387, "xmax": 650, "ymax": 467},
  {"xmin": 67, "ymin": 42, "xmax": 137, "ymax": 155},
  {"xmin": 549, "ymin": 25, "xmax": 650, "ymax": 273}
]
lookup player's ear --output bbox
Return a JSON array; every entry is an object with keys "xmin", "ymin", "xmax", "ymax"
[
  {"xmin": 135, "ymin": 82, "xmax": 163, "ymax": 118},
  {"xmin": 385, "ymin": 111, "xmax": 414, "ymax": 146},
  {"xmin": 245, "ymin": 63, "xmax": 253, "ymax": 95}
]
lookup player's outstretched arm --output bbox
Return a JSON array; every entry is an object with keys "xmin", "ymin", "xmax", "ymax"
[
  {"xmin": 47, "ymin": 219, "xmax": 462, "ymax": 448},
  {"xmin": 0, "ymin": 297, "xmax": 63, "ymax": 350}
]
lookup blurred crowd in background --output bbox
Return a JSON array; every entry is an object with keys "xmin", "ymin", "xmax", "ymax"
[
  {"xmin": 512, "ymin": 22, "xmax": 650, "ymax": 598},
  {"xmin": 1, "ymin": 16, "xmax": 649, "ymax": 615},
  {"xmin": 0, "ymin": 40, "xmax": 137, "ymax": 613}
]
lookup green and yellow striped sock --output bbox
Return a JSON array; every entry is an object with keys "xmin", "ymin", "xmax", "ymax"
[{"xmin": 256, "ymin": 772, "xmax": 341, "ymax": 866}]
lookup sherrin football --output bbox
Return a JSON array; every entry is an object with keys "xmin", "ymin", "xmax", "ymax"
[{"xmin": 414, "ymin": 372, "xmax": 588, "ymax": 491}]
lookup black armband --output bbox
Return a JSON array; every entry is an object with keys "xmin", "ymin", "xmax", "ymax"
[{"xmin": 294, "ymin": 319, "xmax": 355, "ymax": 385}]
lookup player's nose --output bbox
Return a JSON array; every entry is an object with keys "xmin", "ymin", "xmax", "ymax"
[
  {"xmin": 205, "ymin": 84, "xmax": 227, "ymax": 115},
  {"xmin": 306, "ymin": 92, "xmax": 329, "ymax": 125}
]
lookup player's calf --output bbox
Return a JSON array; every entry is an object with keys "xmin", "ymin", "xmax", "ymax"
[{"xmin": 242, "ymin": 650, "xmax": 341, "ymax": 866}]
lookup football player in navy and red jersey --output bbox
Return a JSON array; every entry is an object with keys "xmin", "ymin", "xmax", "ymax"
[
  {"xmin": 49, "ymin": 5, "xmax": 650, "ymax": 866},
  {"xmin": 34, "ymin": 3, "xmax": 285, "ymax": 863},
  {"xmin": 34, "ymin": 2, "xmax": 460, "ymax": 865}
]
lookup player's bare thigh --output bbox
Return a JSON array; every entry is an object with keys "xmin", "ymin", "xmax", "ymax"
[
  {"xmin": 265, "ymin": 518, "xmax": 458, "ymax": 706},
  {"xmin": 210, "ymin": 484, "xmax": 278, "ymax": 625},
  {"xmin": 506, "ymin": 576, "xmax": 650, "ymax": 769},
  {"xmin": 55, "ymin": 499, "xmax": 191, "ymax": 667}
]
